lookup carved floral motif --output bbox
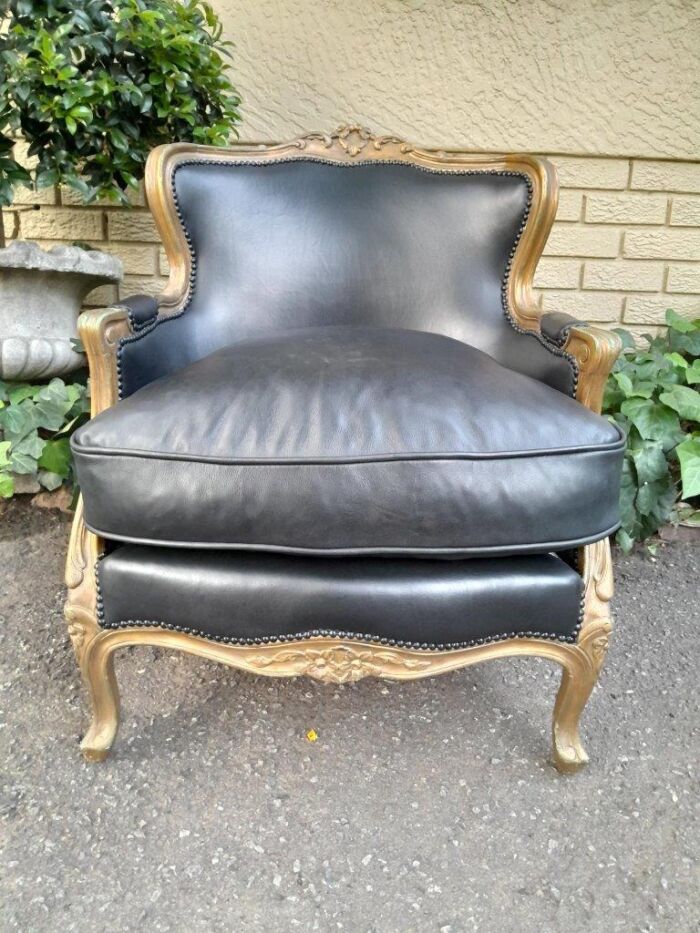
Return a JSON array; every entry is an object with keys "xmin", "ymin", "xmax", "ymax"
[
  {"xmin": 297, "ymin": 124, "xmax": 413, "ymax": 158},
  {"xmin": 590, "ymin": 634, "xmax": 610, "ymax": 664},
  {"xmin": 66, "ymin": 614, "xmax": 86, "ymax": 651},
  {"xmin": 250, "ymin": 644, "xmax": 431, "ymax": 684}
]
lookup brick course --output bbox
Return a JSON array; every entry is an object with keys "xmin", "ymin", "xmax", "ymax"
[
  {"xmin": 667, "ymin": 264, "xmax": 700, "ymax": 294},
  {"xmin": 585, "ymin": 193, "xmax": 667, "ymax": 225},
  {"xmin": 4, "ymin": 156, "xmax": 700, "ymax": 332},
  {"xmin": 670, "ymin": 196, "xmax": 700, "ymax": 227}
]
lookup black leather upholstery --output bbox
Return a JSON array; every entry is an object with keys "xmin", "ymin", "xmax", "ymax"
[
  {"xmin": 540, "ymin": 312, "xmax": 585, "ymax": 346},
  {"xmin": 118, "ymin": 160, "xmax": 576, "ymax": 397},
  {"xmin": 118, "ymin": 294, "xmax": 159, "ymax": 332},
  {"xmin": 98, "ymin": 545, "xmax": 584, "ymax": 646},
  {"xmin": 73, "ymin": 325, "xmax": 624, "ymax": 556}
]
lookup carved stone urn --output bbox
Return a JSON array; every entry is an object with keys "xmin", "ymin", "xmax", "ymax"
[{"xmin": 0, "ymin": 241, "xmax": 122, "ymax": 381}]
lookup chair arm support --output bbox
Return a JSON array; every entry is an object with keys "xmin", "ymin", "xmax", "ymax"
[
  {"xmin": 540, "ymin": 311, "xmax": 586, "ymax": 346},
  {"xmin": 116, "ymin": 294, "xmax": 159, "ymax": 332},
  {"xmin": 555, "ymin": 321, "xmax": 622, "ymax": 414},
  {"xmin": 78, "ymin": 305, "xmax": 134, "ymax": 417}
]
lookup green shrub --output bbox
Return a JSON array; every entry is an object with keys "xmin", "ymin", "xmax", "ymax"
[
  {"xmin": 603, "ymin": 310, "xmax": 700, "ymax": 551},
  {"xmin": 0, "ymin": 0, "xmax": 241, "ymax": 228},
  {"xmin": 0, "ymin": 377, "xmax": 90, "ymax": 497}
]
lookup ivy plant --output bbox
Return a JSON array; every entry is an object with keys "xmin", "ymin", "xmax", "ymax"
[
  {"xmin": 0, "ymin": 377, "xmax": 90, "ymax": 497},
  {"xmin": 0, "ymin": 0, "xmax": 241, "ymax": 242},
  {"xmin": 603, "ymin": 310, "xmax": 700, "ymax": 551}
]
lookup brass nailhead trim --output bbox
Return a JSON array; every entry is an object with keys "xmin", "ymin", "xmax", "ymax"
[
  {"xmin": 116, "ymin": 159, "xmax": 578, "ymax": 398},
  {"xmin": 94, "ymin": 558, "xmax": 585, "ymax": 649}
]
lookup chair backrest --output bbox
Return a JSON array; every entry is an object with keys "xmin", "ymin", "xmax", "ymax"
[{"xmin": 118, "ymin": 126, "xmax": 575, "ymax": 397}]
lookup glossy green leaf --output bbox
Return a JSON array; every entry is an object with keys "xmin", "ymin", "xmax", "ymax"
[
  {"xmin": 612, "ymin": 328, "xmax": 637, "ymax": 351},
  {"xmin": 613, "ymin": 372, "xmax": 634, "ymax": 396},
  {"xmin": 630, "ymin": 442, "xmax": 668, "ymax": 485},
  {"xmin": 685, "ymin": 359, "xmax": 700, "ymax": 385},
  {"xmin": 676, "ymin": 438, "xmax": 700, "ymax": 499},
  {"xmin": 38, "ymin": 437, "xmax": 71, "ymax": 477},
  {"xmin": 0, "ymin": 402, "xmax": 37, "ymax": 441},
  {"xmin": 618, "ymin": 456, "xmax": 638, "ymax": 532},
  {"xmin": 604, "ymin": 312, "xmax": 699, "ymax": 549},
  {"xmin": 665, "ymin": 309, "xmax": 696, "ymax": 333},
  {"xmin": 12, "ymin": 432, "xmax": 45, "ymax": 460},
  {"xmin": 10, "ymin": 449, "xmax": 38, "ymax": 474},
  {"xmin": 620, "ymin": 398, "xmax": 684, "ymax": 450},
  {"xmin": 615, "ymin": 527, "xmax": 635, "ymax": 553},
  {"xmin": 7, "ymin": 384, "xmax": 37, "ymax": 405},
  {"xmin": 636, "ymin": 476, "xmax": 676, "ymax": 522},
  {"xmin": 664, "ymin": 352, "xmax": 688, "ymax": 370},
  {"xmin": 38, "ymin": 470, "xmax": 64, "ymax": 491},
  {"xmin": 659, "ymin": 385, "xmax": 700, "ymax": 422},
  {"xmin": 668, "ymin": 328, "xmax": 700, "ymax": 357},
  {"xmin": 0, "ymin": 375, "xmax": 88, "ymax": 501},
  {"xmin": 0, "ymin": 471, "xmax": 14, "ymax": 498}
]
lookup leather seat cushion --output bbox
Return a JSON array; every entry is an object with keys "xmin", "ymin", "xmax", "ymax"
[
  {"xmin": 72, "ymin": 326, "xmax": 624, "ymax": 555},
  {"xmin": 97, "ymin": 546, "xmax": 584, "ymax": 647}
]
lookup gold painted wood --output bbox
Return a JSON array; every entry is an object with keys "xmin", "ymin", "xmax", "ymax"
[
  {"xmin": 64, "ymin": 126, "xmax": 618, "ymax": 771},
  {"xmin": 78, "ymin": 621, "xmax": 607, "ymax": 771},
  {"xmin": 64, "ymin": 307, "xmax": 131, "ymax": 669},
  {"xmin": 564, "ymin": 324, "xmax": 622, "ymax": 414}
]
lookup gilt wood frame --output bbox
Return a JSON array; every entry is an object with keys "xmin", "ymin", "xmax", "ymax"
[{"xmin": 64, "ymin": 126, "xmax": 621, "ymax": 770}]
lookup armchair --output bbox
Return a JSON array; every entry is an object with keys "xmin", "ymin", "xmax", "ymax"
[{"xmin": 65, "ymin": 126, "xmax": 623, "ymax": 770}]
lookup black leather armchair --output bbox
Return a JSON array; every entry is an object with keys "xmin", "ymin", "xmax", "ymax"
[{"xmin": 65, "ymin": 125, "xmax": 623, "ymax": 770}]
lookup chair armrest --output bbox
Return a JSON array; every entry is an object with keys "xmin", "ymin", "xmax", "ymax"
[
  {"xmin": 540, "ymin": 311, "xmax": 586, "ymax": 346},
  {"xmin": 117, "ymin": 294, "xmax": 159, "ymax": 332},
  {"xmin": 542, "ymin": 315, "xmax": 622, "ymax": 414},
  {"xmin": 78, "ymin": 305, "xmax": 134, "ymax": 417},
  {"xmin": 78, "ymin": 295, "xmax": 162, "ymax": 416}
]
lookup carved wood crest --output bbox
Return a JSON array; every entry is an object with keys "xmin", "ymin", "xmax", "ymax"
[{"xmin": 296, "ymin": 124, "xmax": 414, "ymax": 158}]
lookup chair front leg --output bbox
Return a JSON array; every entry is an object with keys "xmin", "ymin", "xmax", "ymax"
[
  {"xmin": 64, "ymin": 500, "xmax": 122, "ymax": 761},
  {"xmin": 79, "ymin": 632, "xmax": 121, "ymax": 762},
  {"xmin": 551, "ymin": 538, "xmax": 613, "ymax": 772}
]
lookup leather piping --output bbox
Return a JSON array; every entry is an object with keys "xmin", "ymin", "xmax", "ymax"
[
  {"xmin": 84, "ymin": 520, "xmax": 621, "ymax": 557},
  {"xmin": 72, "ymin": 429, "xmax": 625, "ymax": 464}
]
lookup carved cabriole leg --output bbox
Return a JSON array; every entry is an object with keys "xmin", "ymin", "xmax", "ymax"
[
  {"xmin": 551, "ymin": 538, "xmax": 613, "ymax": 773},
  {"xmin": 79, "ymin": 636, "xmax": 120, "ymax": 762},
  {"xmin": 64, "ymin": 500, "xmax": 121, "ymax": 761},
  {"xmin": 62, "ymin": 306, "xmax": 133, "ymax": 759},
  {"xmin": 547, "ymin": 321, "xmax": 619, "ymax": 771}
]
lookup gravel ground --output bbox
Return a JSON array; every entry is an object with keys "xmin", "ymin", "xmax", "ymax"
[{"xmin": 1, "ymin": 500, "xmax": 698, "ymax": 932}]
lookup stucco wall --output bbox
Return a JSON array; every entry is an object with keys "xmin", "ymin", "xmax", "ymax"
[
  {"xmin": 219, "ymin": 0, "xmax": 699, "ymax": 159},
  {"xmin": 6, "ymin": 0, "xmax": 700, "ymax": 331}
]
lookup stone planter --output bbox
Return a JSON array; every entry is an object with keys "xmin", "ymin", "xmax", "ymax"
[{"xmin": 0, "ymin": 241, "xmax": 122, "ymax": 381}]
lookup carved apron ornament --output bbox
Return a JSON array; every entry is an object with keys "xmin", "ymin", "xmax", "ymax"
[{"xmin": 251, "ymin": 644, "xmax": 431, "ymax": 684}]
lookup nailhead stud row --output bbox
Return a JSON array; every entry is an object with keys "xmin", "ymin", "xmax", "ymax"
[
  {"xmin": 95, "ymin": 559, "xmax": 585, "ymax": 649},
  {"xmin": 116, "ymin": 157, "xmax": 578, "ymax": 400},
  {"xmin": 96, "ymin": 617, "xmax": 581, "ymax": 649}
]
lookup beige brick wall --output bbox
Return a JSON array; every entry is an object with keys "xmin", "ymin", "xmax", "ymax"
[
  {"xmin": 533, "ymin": 156, "xmax": 700, "ymax": 338},
  {"xmin": 3, "ymin": 154, "xmax": 699, "ymax": 337}
]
